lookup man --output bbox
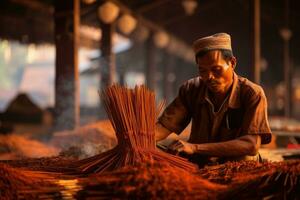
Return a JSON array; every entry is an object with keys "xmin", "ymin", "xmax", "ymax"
[{"xmin": 155, "ymin": 33, "xmax": 272, "ymax": 166}]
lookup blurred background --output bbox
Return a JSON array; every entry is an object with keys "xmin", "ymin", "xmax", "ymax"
[{"xmin": 0, "ymin": 0, "xmax": 299, "ymax": 161}]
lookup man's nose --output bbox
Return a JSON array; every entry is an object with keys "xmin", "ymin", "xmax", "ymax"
[{"xmin": 207, "ymin": 72, "xmax": 214, "ymax": 81}]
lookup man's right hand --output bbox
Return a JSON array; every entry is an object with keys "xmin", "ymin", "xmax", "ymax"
[{"xmin": 168, "ymin": 139, "xmax": 196, "ymax": 155}]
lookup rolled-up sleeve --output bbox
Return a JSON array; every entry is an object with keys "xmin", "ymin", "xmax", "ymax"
[
  {"xmin": 241, "ymin": 87, "xmax": 272, "ymax": 144},
  {"xmin": 158, "ymin": 86, "xmax": 191, "ymax": 135}
]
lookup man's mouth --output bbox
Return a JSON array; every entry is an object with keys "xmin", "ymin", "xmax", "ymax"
[{"xmin": 207, "ymin": 82, "xmax": 220, "ymax": 87}]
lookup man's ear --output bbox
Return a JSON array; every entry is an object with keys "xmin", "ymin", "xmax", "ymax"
[
  {"xmin": 230, "ymin": 57, "xmax": 237, "ymax": 69},
  {"xmin": 195, "ymin": 56, "xmax": 198, "ymax": 64}
]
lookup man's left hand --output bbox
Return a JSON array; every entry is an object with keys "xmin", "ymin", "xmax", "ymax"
[{"xmin": 168, "ymin": 140, "xmax": 196, "ymax": 155}]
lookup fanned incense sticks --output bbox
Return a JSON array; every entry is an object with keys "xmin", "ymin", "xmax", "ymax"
[{"xmin": 75, "ymin": 85, "xmax": 197, "ymax": 174}]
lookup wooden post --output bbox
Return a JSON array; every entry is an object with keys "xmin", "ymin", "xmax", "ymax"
[
  {"xmin": 100, "ymin": 22, "xmax": 116, "ymax": 88},
  {"xmin": 283, "ymin": 34, "xmax": 291, "ymax": 117},
  {"xmin": 146, "ymin": 33, "xmax": 156, "ymax": 91},
  {"xmin": 280, "ymin": 0, "xmax": 292, "ymax": 118},
  {"xmin": 54, "ymin": 0, "xmax": 80, "ymax": 130},
  {"xmin": 174, "ymin": 58, "xmax": 185, "ymax": 92},
  {"xmin": 250, "ymin": 0, "xmax": 261, "ymax": 84},
  {"xmin": 163, "ymin": 52, "xmax": 175, "ymax": 104}
]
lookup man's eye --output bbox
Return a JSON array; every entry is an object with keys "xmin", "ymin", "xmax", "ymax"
[{"xmin": 214, "ymin": 67, "xmax": 222, "ymax": 73}]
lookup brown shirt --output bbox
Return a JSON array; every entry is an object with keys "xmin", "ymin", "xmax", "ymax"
[{"xmin": 158, "ymin": 72, "xmax": 272, "ymax": 145}]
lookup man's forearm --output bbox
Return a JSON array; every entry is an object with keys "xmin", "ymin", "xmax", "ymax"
[
  {"xmin": 194, "ymin": 135, "xmax": 261, "ymax": 157},
  {"xmin": 155, "ymin": 122, "xmax": 172, "ymax": 141}
]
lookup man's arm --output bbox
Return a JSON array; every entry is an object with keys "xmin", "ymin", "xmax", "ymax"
[
  {"xmin": 155, "ymin": 122, "xmax": 172, "ymax": 141},
  {"xmin": 169, "ymin": 134, "xmax": 261, "ymax": 157}
]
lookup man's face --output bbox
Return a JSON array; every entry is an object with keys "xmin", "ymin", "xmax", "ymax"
[{"xmin": 196, "ymin": 50, "xmax": 235, "ymax": 94}]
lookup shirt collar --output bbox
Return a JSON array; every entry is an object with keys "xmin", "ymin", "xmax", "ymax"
[{"xmin": 200, "ymin": 72, "xmax": 241, "ymax": 108}]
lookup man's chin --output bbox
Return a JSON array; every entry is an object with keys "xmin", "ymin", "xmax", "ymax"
[{"xmin": 208, "ymin": 86, "xmax": 224, "ymax": 94}]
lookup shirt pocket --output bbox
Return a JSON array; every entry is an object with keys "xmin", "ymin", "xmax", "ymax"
[
  {"xmin": 217, "ymin": 109, "xmax": 244, "ymax": 141},
  {"xmin": 226, "ymin": 108, "xmax": 244, "ymax": 129}
]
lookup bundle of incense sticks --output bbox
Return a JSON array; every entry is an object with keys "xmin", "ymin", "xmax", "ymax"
[{"xmin": 75, "ymin": 85, "xmax": 197, "ymax": 174}]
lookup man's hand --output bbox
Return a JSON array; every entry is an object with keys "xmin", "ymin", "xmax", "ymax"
[
  {"xmin": 167, "ymin": 135, "xmax": 261, "ymax": 157},
  {"xmin": 168, "ymin": 140, "xmax": 196, "ymax": 155}
]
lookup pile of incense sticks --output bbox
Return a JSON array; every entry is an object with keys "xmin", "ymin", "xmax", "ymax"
[
  {"xmin": 0, "ymin": 163, "xmax": 60, "ymax": 199},
  {"xmin": 76, "ymin": 162, "xmax": 226, "ymax": 199},
  {"xmin": 199, "ymin": 160, "xmax": 300, "ymax": 199},
  {"xmin": 75, "ymin": 85, "xmax": 197, "ymax": 174},
  {"xmin": 4, "ymin": 156, "xmax": 77, "ymax": 172}
]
